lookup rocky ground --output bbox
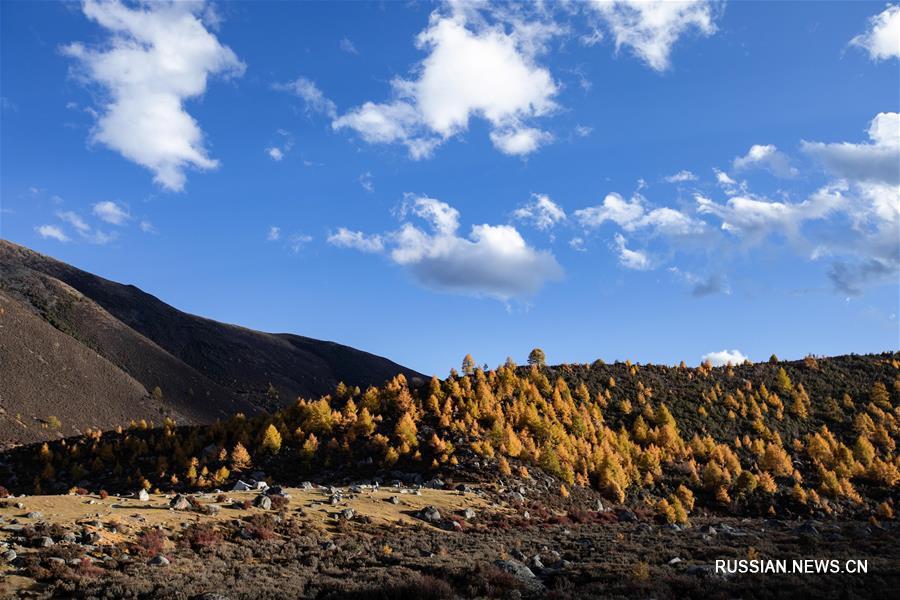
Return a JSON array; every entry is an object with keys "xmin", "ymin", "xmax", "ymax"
[{"xmin": 0, "ymin": 479, "xmax": 897, "ymax": 599}]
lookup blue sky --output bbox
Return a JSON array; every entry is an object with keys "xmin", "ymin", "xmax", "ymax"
[{"xmin": 1, "ymin": 0, "xmax": 898, "ymax": 376}]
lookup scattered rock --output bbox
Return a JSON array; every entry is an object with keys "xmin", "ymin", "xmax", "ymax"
[
  {"xmin": 37, "ymin": 536, "xmax": 55, "ymax": 548},
  {"xmin": 668, "ymin": 557, "xmax": 683, "ymax": 565},
  {"xmin": 461, "ymin": 508, "xmax": 476, "ymax": 520},
  {"xmin": 616, "ymin": 509, "xmax": 637, "ymax": 523},
  {"xmin": 61, "ymin": 532, "xmax": 77, "ymax": 543},
  {"xmin": 425, "ymin": 478, "xmax": 444, "ymax": 489},
  {"xmin": 231, "ymin": 481, "xmax": 252, "ymax": 492},
  {"xmin": 149, "ymin": 555, "xmax": 170, "ymax": 567},
  {"xmin": 509, "ymin": 492, "xmax": 525, "ymax": 504},
  {"xmin": 2, "ymin": 550, "xmax": 16, "ymax": 563},
  {"xmin": 170, "ymin": 495, "xmax": 191, "ymax": 511},
  {"xmin": 300, "ymin": 481, "xmax": 314, "ymax": 490},
  {"xmin": 340, "ymin": 508, "xmax": 355, "ymax": 520},
  {"xmin": 388, "ymin": 496, "xmax": 400, "ymax": 505},
  {"xmin": 495, "ymin": 560, "xmax": 542, "ymax": 589},
  {"xmin": 137, "ymin": 489, "xmax": 150, "ymax": 502},
  {"xmin": 253, "ymin": 495, "xmax": 272, "ymax": 510},
  {"xmin": 529, "ymin": 555, "xmax": 544, "ymax": 570},
  {"xmin": 25, "ymin": 511, "xmax": 43, "ymax": 520},
  {"xmin": 419, "ymin": 506, "xmax": 442, "ymax": 524}
]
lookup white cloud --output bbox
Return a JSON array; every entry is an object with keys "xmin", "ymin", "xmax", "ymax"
[
  {"xmin": 359, "ymin": 172, "xmax": 374, "ymax": 193},
  {"xmin": 327, "ymin": 228, "xmax": 384, "ymax": 253},
  {"xmin": 851, "ymin": 4, "xmax": 900, "ymax": 61},
  {"xmin": 139, "ymin": 220, "xmax": 157, "ymax": 234},
  {"xmin": 695, "ymin": 184, "xmax": 844, "ymax": 240},
  {"xmin": 588, "ymin": 0, "xmax": 719, "ymax": 71},
  {"xmin": 267, "ymin": 226, "xmax": 281, "ymax": 241},
  {"xmin": 489, "ymin": 126, "xmax": 553, "ymax": 155},
  {"xmin": 513, "ymin": 194, "xmax": 566, "ymax": 230},
  {"xmin": 665, "ymin": 169, "xmax": 697, "ymax": 183},
  {"xmin": 575, "ymin": 192, "xmax": 704, "ymax": 236},
  {"xmin": 339, "ymin": 36, "xmax": 358, "ymax": 55},
  {"xmin": 35, "ymin": 224, "xmax": 70, "ymax": 242},
  {"xmin": 733, "ymin": 144, "xmax": 797, "ymax": 178},
  {"xmin": 802, "ymin": 112, "xmax": 900, "ymax": 185},
  {"xmin": 289, "ymin": 233, "xmax": 313, "ymax": 253},
  {"xmin": 92, "ymin": 200, "xmax": 130, "ymax": 225},
  {"xmin": 332, "ymin": 196, "xmax": 562, "ymax": 299},
  {"xmin": 274, "ymin": 77, "xmax": 337, "ymax": 119},
  {"xmin": 701, "ymin": 349, "xmax": 748, "ymax": 367},
  {"xmin": 333, "ymin": 11, "xmax": 558, "ymax": 158},
  {"xmin": 267, "ymin": 147, "xmax": 284, "ymax": 161},
  {"xmin": 64, "ymin": 0, "xmax": 245, "ymax": 191},
  {"xmin": 613, "ymin": 233, "xmax": 650, "ymax": 270},
  {"xmin": 569, "ymin": 237, "xmax": 586, "ymax": 251},
  {"xmin": 669, "ymin": 266, "xmax": 730, "ymax": 296},
  {"xmin": 56, "ymin": 210, "xmax": 91, "ymax": 233}
]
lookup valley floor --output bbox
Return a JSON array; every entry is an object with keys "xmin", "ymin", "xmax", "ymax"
[{"xmin": 0, "ymin": 484, "xmax": 897, "ymax": 599}]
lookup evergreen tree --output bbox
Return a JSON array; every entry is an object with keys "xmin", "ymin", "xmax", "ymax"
[{"xmin": 528, "ymin": 348, "xmax": 546, "ymax": 367}]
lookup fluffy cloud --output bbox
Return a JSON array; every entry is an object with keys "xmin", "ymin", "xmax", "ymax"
[
  {"xmin": 139, "ymin": 220, "xmax": 157, "ymax": 234},
  {"xmin": 695, "ymin": 184, "xmax": 844, "ymax": 240},
  {"xmin": 332, "ymin": 196, "xmax": 562, "ymax": 300},
  {"xmin": 612, "ymin": 233, "xmax": 650, "ymax": 270},
  {"xmin": 802, "ymin": 112, "xmax": 900, "ymax": 185},
  {"xmin": 733, "ymin": 144, "xmax": 797, "ymax": 178},
  {"xmin": 513, "ymin": 194, "xmax": 566, "ymax": 230},
  {"xmin": 489, "ymin": 126, "xmax": 553, "ymax": 156},
  {"xmin": 851, "ymin": 4, "xmax": 900, "ymax": 61},
  {"xmin": 665, "ymin": 170, "xmax": 697, "ymax": 183},
  {"xmin": 267, "ymin": 147, "xmax": 283, "ymax": 161},
  {"xmin": 274, "ymin": 77, "xmax": 337, "ymax": 119},
  {"xmin": 588, "ymin": 0, "xmax": 719, "ymax": 71},
  {"xmin": 267, "ymin": 226, "xmax": 281, "ymax": 242},
  {"xmin": 701, "ymin": 349, "xmax": 748, "ymax": 367},
  {"xmin": 35, "ymin": 224, "xmax": 70, "ymax": 242},
  {"xmin": 333, "ymin": 11, "xmax": 558, "ymax": 158},
  {"xmin": 92, "ymin": 200, "xmax": 130, "ymax": 225},
  {"xmin": 575, "ymin": 193, "xmax": 705, "ymax": 236},
  {"xmin": 327, "ymin": 228, "xmax": 385, "ymax": 253},
  {"xmin": 64, "ymin": 0, "xmax": 245, "ymax": 191}
]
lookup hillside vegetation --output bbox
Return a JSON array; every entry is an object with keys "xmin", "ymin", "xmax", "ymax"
[{"xmin": 2, "ymin": 353, "xmax": 897, "ymax": 522}]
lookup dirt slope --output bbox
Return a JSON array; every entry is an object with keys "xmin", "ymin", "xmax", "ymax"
[{"xmin": 0, "ymin": 240, "xmax": 421, "ymax": 444}]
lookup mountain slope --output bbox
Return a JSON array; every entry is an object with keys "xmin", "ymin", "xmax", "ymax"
[{"xmin": 0, "ymin": 240, "xmax": 421, "ymax": 444}]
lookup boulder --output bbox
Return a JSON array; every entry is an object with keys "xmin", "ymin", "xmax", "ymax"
[
  {"xmin": 340, "ymin": 509, "xmax": 355, "ymax": 520},
  {"xmin": 2, "ymin": 550, "xmax": 16, "ymax": 563},
  {"xmin": 25, "ymin": 511, "xmax": 43, "ymax": 520},
  {"xmin": 149, "ymin": 555, "xmax": 170, "ymax": 567},
  {"xmin": 232, "ymin": 481, "xmax": 252, "ymax": 492},
  {"xmin": 419, "ymin": 506, "xmax": 442, "ymax": 524},
  {"xmin": 494, "ymin": 560, "xmax": 542, "ymax": 590},
  {"xmin": 253, "ymin": 495, "xmax": 272, "ymax": 510},
  {"xmin": 37, "ymin": 536, "xmax": 55, "ymax": 548},
  {"xmin": 461, "ymin": 508, "xmax": 476, "ymax": 520},
  {"xmin": 388, "ymin": 496, "xmax": 400, "ymax": 505},
  {"xmin": 170, "ymin": 495, "xmax": 191, "ymax": 511},
  {"xmin": 137, "ymin": 489, "xmax": 150, "ymax": 502}
]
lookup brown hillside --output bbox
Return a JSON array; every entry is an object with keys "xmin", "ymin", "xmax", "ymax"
[{"xmin": 0, "ymin": 240, "xmax": 421, "ymax": 444}]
